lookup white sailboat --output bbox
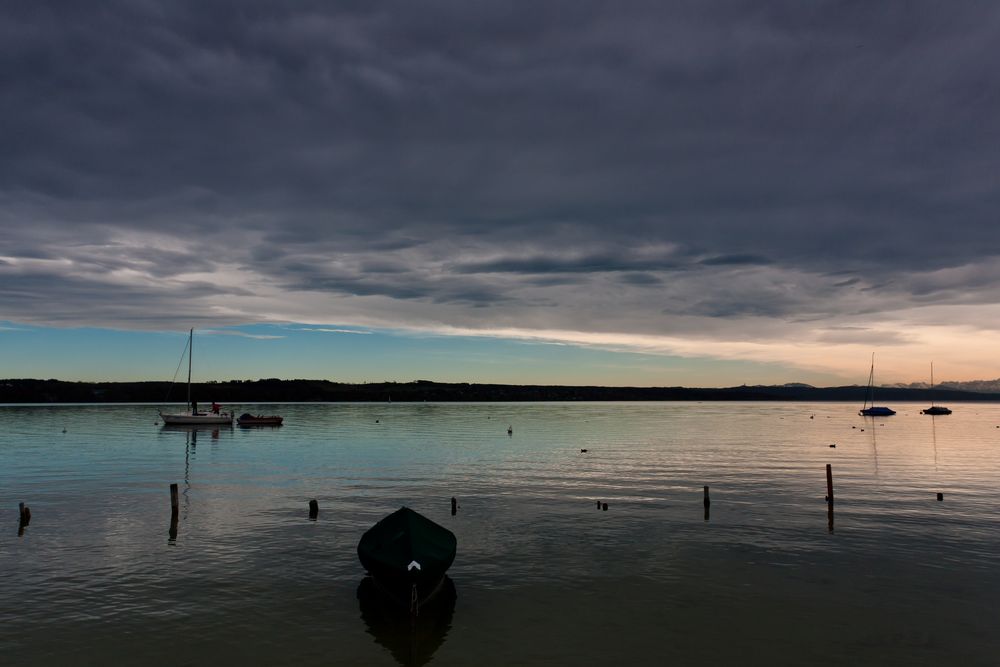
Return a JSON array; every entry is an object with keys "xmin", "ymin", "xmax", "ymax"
[{"xmin": 159, "ymin": 329, "xmax": 233, "ymax": 425}]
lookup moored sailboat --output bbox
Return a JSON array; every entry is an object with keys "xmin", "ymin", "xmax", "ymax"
[
  {"xmin": 159, "ymin": 329, "xmax": 233, "ymax": 425},
  {"xmin": 921, "ymin": 362, "xmax": 952, "ymax": 415},
  {"xmin": 859, "ymin": 353, "xmax": 896, "ymax": 417}
]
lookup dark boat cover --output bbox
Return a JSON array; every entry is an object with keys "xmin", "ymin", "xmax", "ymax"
[
  {"xmin": 859, "ymin": 406, "xmax": 896, "ymax": 416},
  {"xmin": 358, "ymin": 507, "xmax": 456, "ymax": 600}
]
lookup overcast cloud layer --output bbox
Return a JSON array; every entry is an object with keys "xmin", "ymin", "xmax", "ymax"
[{"xmin": 3, "ymin": 2, "xmax": 1000, "ymax": 381}]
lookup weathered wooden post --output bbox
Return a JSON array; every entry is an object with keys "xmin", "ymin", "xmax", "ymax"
[
  {"xmin": 703, "ymin": 485, "xmax": 711, "ymax": 521},
  {"xmin": 18, "ymin": 502, "xmax": 31, "ymax": 536},
  {"xmin": 309, "ymin": 499, "xmax": 319, "ymax": 519},
  {"xmin": 602, "ymin": 503, "xmax": 608, "ymax": 511},
  {"xmin": 937, "ymin": 492, "xmax": 943, "ymax": 501},
  {"xmin": 825, "ymin": 464, "xmax": 834, "ymax": 532},
  {"xmin": 169, "ymin": 483, "xmax": 179, "ymax": 540},
  {"xmin": 450, "ymin": 497, "xmax": 457, "ymax": 516}
]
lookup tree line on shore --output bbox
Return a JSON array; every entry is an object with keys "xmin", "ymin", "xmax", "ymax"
[{"xmin": 3, "ymin": 378, "xmax": 1000, "ymax": 403}]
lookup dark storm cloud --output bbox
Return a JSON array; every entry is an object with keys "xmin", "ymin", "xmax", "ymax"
[
  {"xmin": 2, "ymin": 0, "xmax": 1000, "ymax": 342},
  {"xmin": 698, "ymin": 254, "xmax": 773, "ymax": 267},
  {"xmin": 1, "ymin": 270, "xmax": 249, "ymax": 326},
  {"xmin": 454, "ymin": 250, "xmax": 683, "ymax": 275},
  {"xmin": 618, "ymin": 273, "xmax": 662, "ymax": 286}
]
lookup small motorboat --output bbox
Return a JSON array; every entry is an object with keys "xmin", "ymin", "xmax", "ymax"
[
  {"xmin": 358, "ymin": 507, "xmax": 456, "ymax": 612},
  {"xmin": 236, "ymin": 413, "xmax": 284, "ymax": 426}
]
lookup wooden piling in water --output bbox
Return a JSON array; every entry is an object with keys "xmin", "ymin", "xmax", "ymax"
[
  {"xmin": 309, "ymin": 499, "xmax": 319, "ymax": 519},
  {"xmin": 450, "ymin": 497, "xmax": 457, "ymax": 515},
  {"xmin": 18, "ymin": 502, "xmax": 31, "ymax": 530},
  {"xmin": 703, "ymin": 486, "xmax": 711, "ymax": 507},
  {"xmin": 937, "ymin": 492, "xmax": 943, "ymax": 501},
  {"xmin": 169, "ymin": 483, "xmax": 179, "ymax": 540},
  {"xmin": 826, "ymin": 464, "xmax": 834, "ymax": 532},
  {"xmin": 602, "ymin": 503, "xmax": 608, "ymax": 511},
  {"xmin": 825, "ymin": 464, "xmax": 834, "ymax": 504}
]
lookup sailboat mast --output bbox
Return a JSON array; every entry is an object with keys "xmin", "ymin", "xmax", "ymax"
[
  {"xmin": 862, "ymin": 352, "xmax": 875, "ymax": 409},
  {"xmin": 186, "ymin": 328, "xmax": 193, "ymax": 409},
  {"xmin": 866, "ymin": 352, "xmax": 876, "ymax": 409},
  {"xmin": 930, "ymin": 362, "xmax": 935, "ymax": 407}
]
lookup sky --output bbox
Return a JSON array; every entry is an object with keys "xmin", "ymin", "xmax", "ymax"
[{"xmin": 2, "ymin": 2, "xmax": 1000, "ymax": 386}]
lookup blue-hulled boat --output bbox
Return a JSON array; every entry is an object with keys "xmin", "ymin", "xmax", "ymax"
[
  {"xmin": 921, "ymin": 362, "xmax": 952, "ymax": 415},
  {"xmin": 859, "ymin": 353, "xmax": 896, "ymax": 417}
]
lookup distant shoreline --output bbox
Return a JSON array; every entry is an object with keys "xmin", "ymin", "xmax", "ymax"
[{"xmin": 3, "ymin": 378, "xmax": 1000, "ymax": 403}]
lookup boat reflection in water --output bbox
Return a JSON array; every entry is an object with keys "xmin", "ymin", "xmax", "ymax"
[
  {"xmin": 357, "ymin": 575, "xmax": 457, "ymax": 667},
  {"xmin": 160, "ymin": 423, "xmax": 223, "ymax": 440}
]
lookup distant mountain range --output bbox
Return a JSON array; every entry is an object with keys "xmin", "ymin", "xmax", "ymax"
[
  {"xmin": 3, "ymin": 378, "xmax": 1000, "ymax": 403},
  {"xmin": 887, "ymin": 379, "xmax": 1000, "ymax": 393}
]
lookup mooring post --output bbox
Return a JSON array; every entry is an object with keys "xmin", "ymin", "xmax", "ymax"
[
  {"xmin": 18, "ymin": 502, "xmax": 31, "ymax": 529},
  {"xmin": 826, "ymin": 464, "xmax": 834, "ymax": 532},
  {"xmin": 168, "ymin": 483, "xmax": 179, "ymax": 540},
  {"xmin": 703, "ymin": 486, "xmax": 711, "ymax": 507},
  {"xmin": 937, "ymin": 492, "xmax": 943, "ymax": 501},
  {"xmin": 450, "ymin": 497, "xmax": 457, "ymax": 516},
  {"xmin": 596, "ymin": 500, "xmax": 601, "ymax": 510},
  {"xmin": 602, "ymin": 503, "xmax": 608, "ymax": 511},
  {"xmin": 309, "ymin": 499, "xmax": 319, "ymax": 519}
]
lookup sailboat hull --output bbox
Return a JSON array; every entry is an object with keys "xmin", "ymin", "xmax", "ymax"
[
  {"xmin": 160, "ymin": 412, "xmax": 233, "ymax": 425},
  {"xmin": 859, "ymin": 407, "xmax": 896, "ymax": 416}
]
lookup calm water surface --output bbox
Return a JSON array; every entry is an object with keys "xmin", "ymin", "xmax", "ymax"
[{"xmin": 2, "ymin": 402, "xmax": 999, "ymax": 665}]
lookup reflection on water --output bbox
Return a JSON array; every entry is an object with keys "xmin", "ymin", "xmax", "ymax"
[
  {"xmin": 1, "ymin": 402, "xmax": 1000, "ymax": 665},
  {"xmin": 931, "ymin": 415, "xmax": 939, "ymax": 473},
  {"xmin": 866, "ymin": 415, "xmax": 880, "ymax": 475},
  {"xmin": 357, "ymin": 576, "xmax": 457, "ymax": 667}
]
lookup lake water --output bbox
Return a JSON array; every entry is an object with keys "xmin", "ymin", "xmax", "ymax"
[{"xmin": 2, "ymin": 402, "xmax": 999, "ymax": 665}]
